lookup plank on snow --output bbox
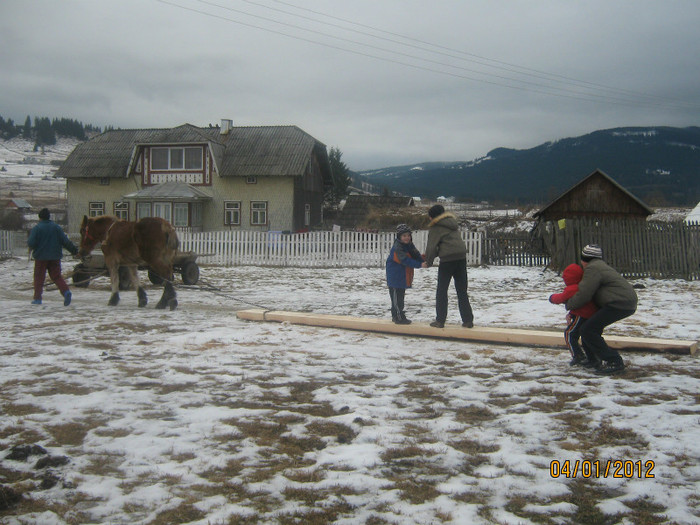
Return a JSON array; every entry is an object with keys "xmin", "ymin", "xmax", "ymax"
[{"xmin": 236, "ymin": 309, "xmax": 698, "ymax": 355}]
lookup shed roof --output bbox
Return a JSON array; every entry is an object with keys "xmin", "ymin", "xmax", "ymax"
[
  {"xmin": 6, "ymin": 198, "xmax": 32, "ymax": 209},
  {"xmin": 533, "ymin": 169, "xmax": 653, "ymax": 220},
  {"xmin": 685, "ymin": 201, "xmax": 700, "ymax": 224},
  {"xmin": 56, "ymin": 124, "xmax": 332, "ymax": 185}
]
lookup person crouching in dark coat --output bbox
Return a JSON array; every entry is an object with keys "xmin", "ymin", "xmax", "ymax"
[
  {"xmin": 27, "ymin": 208, "xmax": 78, "ymax": 306},
  {"xmin": 566, "ymin": 244, "xmax": 638, "ymax": 375},
  {"xmin": 386, "ymin": 224, "xmax": 426, "ymax": 324}
]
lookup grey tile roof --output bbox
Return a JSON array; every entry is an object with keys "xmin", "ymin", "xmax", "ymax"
[{"xmin": 57, "ymin": 124, "xmax": 331, "ymax": 184}]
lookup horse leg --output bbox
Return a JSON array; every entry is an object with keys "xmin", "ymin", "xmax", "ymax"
[
  {"xmin": 156, "ymin": 280, "xmax": 177, "ymax": 310},
  {"xmin": 166, "ymin": 280, "xmax": 178, "ymax": 311},
  {"xmin": 130, "ymin": 266, "xmax": 148, "ymax": 307},
  {"xmin": 106, "ymin": 261, "xmax": 120, "ymax": 306}
]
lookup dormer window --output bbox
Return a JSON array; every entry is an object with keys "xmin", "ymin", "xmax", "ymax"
[{"xmin": 151, "ymin": 147, "xmax": 203, "ymax": 171}]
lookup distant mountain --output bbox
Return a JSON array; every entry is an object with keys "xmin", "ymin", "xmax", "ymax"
[{"xmin": 357, "ymin": 126, "xmax": 700, "ymax": 206}]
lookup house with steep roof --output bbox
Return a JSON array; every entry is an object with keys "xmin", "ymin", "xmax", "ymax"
[{"xmin": 57, "ymin": 121, "xmax": 333, "ymax": 233}]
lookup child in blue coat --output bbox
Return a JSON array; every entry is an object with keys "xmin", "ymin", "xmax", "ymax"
[{"xmin": 386, "ymin": 224, "xmax": 426, "ymax": 324}]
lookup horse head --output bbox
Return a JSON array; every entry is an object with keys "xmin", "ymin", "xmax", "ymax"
[{"xmin": 79, "ymin": 215, "xmax": 116, "ymax": 257}]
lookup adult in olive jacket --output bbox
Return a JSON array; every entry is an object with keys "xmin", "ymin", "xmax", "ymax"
[
  {"xmin": 27, "ymin": 208, "xmax": 78, "ymax": 305},
  {"xmin": 424, "ymin": 204, "xmax": 474, "ymax": 328},
  {"xmin": 566, "ymin": 244, "xmax": 638, "ymax": 375}
]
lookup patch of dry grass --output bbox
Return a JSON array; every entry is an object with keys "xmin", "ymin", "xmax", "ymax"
[
  {"xmin": 46, "ymin": 421, "xmax": 97, "ymax": 447},
  {"xmin": 454, "ymin": 404, "xmax": 496, "ymax": 424},
  {"xmin": 32, "ymin": 381, "xmax": 94, "ymax": 397},
  {"xmin": 2, "ymin": 403, "xmax": 43, "ymax": 416},
  {"xmin": 306, "ymin": 420, "xmax": 357, "ymax": 444}
]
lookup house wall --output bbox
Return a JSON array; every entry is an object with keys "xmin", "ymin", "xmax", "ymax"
[
  {"xmin": 210, "ymin": 176, "xmax": 296, "ymax": 232},
  {"xmin": 66, "ymin": 175, "xmax": 299, "ymax": 233},
  {"xmin": 66, "ymin": 178, "xmax": 138, "ymax": 233}
]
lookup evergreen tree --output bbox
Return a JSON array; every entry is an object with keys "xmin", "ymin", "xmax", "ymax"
[
  {"xmin": 34, "ymin": 116, "xmax": 56, "ymax": 147},
  {"xmin": 52, "ymin": 117, "xmax": 86, "ymax": 140},
  {"xmin": 0, "ymin": 116, "xmax": 19, "ymax": 139},
  {"xmin": 324, "ymin": 147, "xmax": 352, "ymax": 211},
  {"xmin": 22, "ymin": 115, "xmax": 32, "ymax": 139}
]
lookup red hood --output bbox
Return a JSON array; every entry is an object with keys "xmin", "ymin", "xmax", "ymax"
[{"xmin": 562, "ymin": 263, "xmax": 583, "ymax": 286}]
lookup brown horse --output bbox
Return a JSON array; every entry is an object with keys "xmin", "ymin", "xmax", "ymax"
[{"xmin": 78, "ymin": 215, "xmax": 179, "ymax": 310}]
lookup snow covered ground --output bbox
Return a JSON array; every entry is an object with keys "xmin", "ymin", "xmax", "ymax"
[
  {"xmin": 0, "ymin": 138, "xmax": 72, "ymax": 209},
  {"xmin": 1, "ymin": 257, "xmax": 698, "ymax": 524}
]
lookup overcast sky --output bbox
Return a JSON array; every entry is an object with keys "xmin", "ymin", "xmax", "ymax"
[{"xmin": 2, "ymin": 0, "xmax": 700, "ymax": 170}]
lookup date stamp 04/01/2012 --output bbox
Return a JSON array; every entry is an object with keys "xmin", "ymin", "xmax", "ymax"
[{"xmin": 550, "ymin": 459, "xmax": 656, "ymax": 479}]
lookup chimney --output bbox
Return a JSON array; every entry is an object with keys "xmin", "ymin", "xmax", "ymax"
[{"xmin": 221, "ymin": 119, "xmax": 233, "ymax": 134}]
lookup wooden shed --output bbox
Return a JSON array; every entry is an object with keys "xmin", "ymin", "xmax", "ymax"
[
  {"xmin": 336, "ymin": 195, "xmax": 415, "ymax": 230},
  {"xmin": 533, "ymin": 169, "xmax": 653, "ymax": 222},
  {"xmin": 533, "ymin": 170, "xmax": 655, "ymax": 272}
]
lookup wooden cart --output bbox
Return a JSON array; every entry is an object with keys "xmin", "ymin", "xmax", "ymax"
[{"xmin": 72, "ymin": 251, "xmax": 200, "ymax": 289}]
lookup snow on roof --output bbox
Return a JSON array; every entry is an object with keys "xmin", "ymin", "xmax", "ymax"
[{"xmin": 685, "ymin": 201, "xmax": 700, "ymax": 223}]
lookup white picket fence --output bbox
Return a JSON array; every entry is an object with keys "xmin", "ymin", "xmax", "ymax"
[
  {"xmin": 178, "ymin": 229, "xmax": 483, "ymax": 268},
  {"xmin": 0, "ymin": 230, "xmax": 27, "ymax": 257}
]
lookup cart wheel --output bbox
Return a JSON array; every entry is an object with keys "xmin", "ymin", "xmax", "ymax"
[
  {"xmin": 181, "ymin": 261, "xmax": 200, "ymax": 285},
  {"xmin": 148, "ymin": 269, "xmax": 164, "ymax": 285},
  {"xmin": 73, "ymin": 265, "xmax": 91, "ymax": 288},
  {"xmin": 118, "ymin": 266, "xmax": 133, "ymax": 291}
]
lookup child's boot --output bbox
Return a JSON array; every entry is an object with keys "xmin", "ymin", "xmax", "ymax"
[{"xmin": 569, "ymin": 350, "xmax": 586, "ymax": 366}]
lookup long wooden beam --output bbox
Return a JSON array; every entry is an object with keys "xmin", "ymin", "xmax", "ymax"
[{"xmin": 236, "ymin": 309, "xmax": 698, "ymax": 355}]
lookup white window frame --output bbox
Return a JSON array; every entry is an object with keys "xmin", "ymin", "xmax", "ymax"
[
  {"xmin": 89, "ymin": 202, "xmax": 105, "ymax": 217},
  {"xmin": 251, "ymin": 201, "xmax": 267, "ymax": 226},
  {"xmin": 153, "ymin": 202, "xmax": 172, "ymax": 223},
  {"xmin": 151, "ymin": 146, "xmax": 203, "ymax": 171},
  {"xmin": 224, "ymin": 201, "xmax": 241, "ymax": 226},
  {"xmin": 137, "ymin": 202, "xmax": 152, "ymax": 219},
  {"xmin": 114, "ymin": 201, "xmax": 129, "ymax": 220},
  {"xmin": 173, "ymin": 203, "xmax": 189, "ymax": 227}
]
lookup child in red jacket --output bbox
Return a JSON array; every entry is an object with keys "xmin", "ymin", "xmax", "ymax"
[{"xmin": 549, "ymin": 263, "xmax": 598, "ymax": 366}]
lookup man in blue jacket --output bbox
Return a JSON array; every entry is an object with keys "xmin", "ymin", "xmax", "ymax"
[{"xmin": 27, "ymin": 208, "xmax": 78, "ymax": 305}]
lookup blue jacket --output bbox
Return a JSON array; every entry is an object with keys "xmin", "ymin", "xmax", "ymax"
[
  {"xmin": 27, "ymin": 220, "xmax": 77, "ymax": 261},
  {"xmin": 386, "ymin": 238, "xmax": 423, "ymax": 289}
]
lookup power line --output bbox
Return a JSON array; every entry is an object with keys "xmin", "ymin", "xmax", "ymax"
[
  {"xmin": 154, "ymin": 0, "xmax": 700, "ymax": 110},
  {"xmin": 262, "ymin": 0, "xmax": 692, "ymax": 107}
]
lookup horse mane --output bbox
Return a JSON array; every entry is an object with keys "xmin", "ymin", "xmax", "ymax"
[{"xmin": 93, "ymin": 215, "xmax": 120, "ymax": 225}]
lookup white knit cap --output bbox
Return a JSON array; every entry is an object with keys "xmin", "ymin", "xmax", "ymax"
[{"xmin": 581, "ymin": 244, "xmax": 603, "ymax": 259}]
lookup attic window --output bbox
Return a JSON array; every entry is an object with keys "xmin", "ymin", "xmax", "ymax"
[
  {"xmin": 151, "ymin": 147, "xmax": 203, "ymax": 171},
  {"xmin": 100, "ymin": 177, "xmax": 110, "ymax": 185},
  {"xmin": 246, "ymin": 176, "xmax": 257, "ymax": 184}
]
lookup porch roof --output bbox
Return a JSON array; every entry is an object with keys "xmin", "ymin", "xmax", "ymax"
[{"xmin": 123, "ymin": 181, "xmax": 213, "ymax": 201}]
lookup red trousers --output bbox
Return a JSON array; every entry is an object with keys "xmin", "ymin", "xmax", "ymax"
[{"xmin": 33, "ymin": 260, "xmax": 69, "ymax": 300}]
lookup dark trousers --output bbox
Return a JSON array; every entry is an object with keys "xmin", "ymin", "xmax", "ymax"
[
  {"xmin": 33, "ymin": 259, "xmax": 69, "ymax": 300},
  {"xmin": 580, "ymin": 306, "xmax": 636, "ymax": 362},
  {"xmin": 435, "ymin": 258, "xmax": 473, "ymax": 324},
  {"xmin": 564, "ymin": 314, "xmax": 595, "ymax": 360},
  {"xmin": 389, "ymin": 287, "xmax": 406, "ymax": 320}
]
